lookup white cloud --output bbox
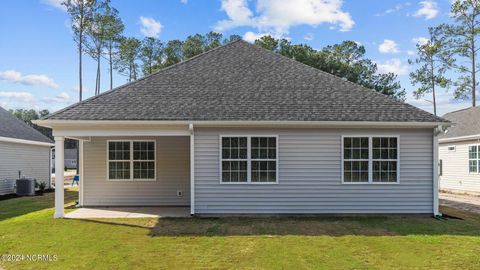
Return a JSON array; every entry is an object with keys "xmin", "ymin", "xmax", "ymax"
[
  {"xmin": 42, "ymin": 92, "xmax": 71, "ymax": 103},
  {"xmin": 414, "ymin": 1, "xmax": 439, "ymax": 20},
  {"xmin": 378, "ymin": 39, "xmax": 400, "ymax": 54},
  {"xmin": 0, "ymin": 70, "xmax": 59, "ymax": 89},
  {"xmin": 375, "ymin": 2, "xmax": 411, "ymax": 17},
  {"xmin": 243, "ymin": 31, "xmax": 269, "ymax": 43},
  {"xmin": 304, "ymin": 33, "xmax": 314, "ymax": 41},
  {"xmin": 139, "ymin": 16, "xmax": 163, "ymax": 38},
  {"xmin": 407, "ymin": 50, "xmax": 415, "ymax": 56},
  {"xmin": 180, "ymin": 0, "xmax": 188, "ymax": 3},
  {"xmin": 376, "ymin": 58, "xmax": 409, "ymax": 75},
  {"xmin": 412, "ymin": 37, "xmax": 429, "ymax": 46},
  {"xmin": 0, "ymin": 91, "xmax": 35, "ymax": 103},
  {"xmin": 41, "ymin": 0, "xmax": 66, "ymax": 11},
  {"xmin": 214, "ymin": 0, "xmax": 354, "ymax": 36}
]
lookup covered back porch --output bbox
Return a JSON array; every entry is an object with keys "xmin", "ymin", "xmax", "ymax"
[{"xmin": 50, "ymin": 122, "xmax": 195, "ymax": 218}]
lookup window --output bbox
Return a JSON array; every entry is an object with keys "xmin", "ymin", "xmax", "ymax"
[
  {"xmin": 372, "ymin": 137, "xmax": 398, "ymax": 183},
  {"xmin": 448, "ymin": 146, "xmax": 456, "ymax": 152},
  {"xmin": 221, "ymin": 136, "xmax": 278, "ymax": 183},
  {"xmin": 108, "ymin": 140, "xmax": 155, "ymax": 181},
  {"xmin": 343, "ymin": 137, "xmax": 369, "ymax": 182},
  {"xmin": 342, "ymin": 136, "xmax": 399, "ymax": 184},
  {"xmin": 469, "ymin": 145, "xmax": 479, "ymax": 173}
]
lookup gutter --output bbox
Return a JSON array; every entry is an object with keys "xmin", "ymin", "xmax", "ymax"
[
  {"xmin": 0, "ymin": 136, "xmax": 54, "ymax": 147},
  {"xmin": 33, "ymin": 119, "xmax": 451, "ymax": 129}
]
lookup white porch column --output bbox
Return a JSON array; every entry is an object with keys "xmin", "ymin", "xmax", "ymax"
[
  {"xmin": 54, "ymin": 136, "xmax": 65, "ymax": 218},
  {"xmin": 189, "ymin": 124, "xmax": 195, "ymax": 215},
  {"xmin": 79, "ymin": 140, "xmax": 84, "ymax": 206}
]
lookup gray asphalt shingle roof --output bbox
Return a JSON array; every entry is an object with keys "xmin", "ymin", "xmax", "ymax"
[
  {"xmin": 45, "ymin": 40, "xmax": 445, "ymax": 123},
  {"xmin": 440, "ymin": 107, "xmax": 480, "ymax": 139},
  {"xmin": 0, "ymin": 106, "xmax": 53, "ymax": 143}
]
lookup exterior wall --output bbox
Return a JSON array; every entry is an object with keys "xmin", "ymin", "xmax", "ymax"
[
  {"xmin": 83, "ymin": 136, "xmax": 190, "ymax": 206},
  {"xmin": 439, "ymin": 140, "xmax": 480, "ymax": 194},
  {"xmin": 194, "ymin": 128, "xmax": 434, "ymax": 214},
  {"xmin": 0, "ymin": 141, "xmax": 51, "ymax": 195}
]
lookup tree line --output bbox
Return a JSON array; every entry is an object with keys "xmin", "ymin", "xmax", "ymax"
[
  {"xmin": 62, "ymin": 0, "xmax": 406, "ymax": 102},
  {"xmin": 409, "ymin": 0, "xmax": 480, "ymax": 115},
  {"xmin": 63, "ymin": 0, "xmax": 480, "ymax": 116}
]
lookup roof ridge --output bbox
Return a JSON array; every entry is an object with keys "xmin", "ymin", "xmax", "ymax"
[{"xmin": 44, "ymin": 39, "xmax": 244, "ymax": 120}]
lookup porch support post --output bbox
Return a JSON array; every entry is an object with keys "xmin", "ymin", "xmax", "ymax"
[
  {"xmin": 54, "ymin": 136, "xmax": 65, "ymax": 218},
  {"xmin": 79, "ymin": 140, "xmax": 84, "ymax": 206},
  {"xmin": 189, "ymin": 124, "xmax": 195, "ymax": 215},
  {"xmin": 433, "ymin": 127, "xmax": 440, "ymax": 217}
]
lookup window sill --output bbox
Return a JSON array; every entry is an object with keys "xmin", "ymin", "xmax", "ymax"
[
  {"xmin": 341, "ymin": 182, "xmax": 400, "ymax": 185},
  {"xmin": 220, "ymin": 182, "xmax": 278, "ymax": 185},
  {"xmin": 107, "ymin": 179, "xmax": 157, "ymax": 182}
]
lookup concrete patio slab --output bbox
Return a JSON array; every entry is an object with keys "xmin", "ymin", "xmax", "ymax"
[
  {"xmin": 65, "ymin": 207, "xmax": 190, "ymax": 219},
  {"xmin": 440, "ymin": 193, "xmax": 480, "ymax": 214}
]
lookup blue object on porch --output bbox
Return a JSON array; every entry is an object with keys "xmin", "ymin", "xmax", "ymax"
[{"xmin": 72, "ymin": 175, "xmax": 80, "ymax": 186}]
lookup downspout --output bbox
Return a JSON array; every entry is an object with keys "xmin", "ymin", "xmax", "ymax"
[
  {"xmin": 189, "ymin": 123, "xmax": 195, "ymax": 216},
  {"xmin": 433, "ymin": 126, "xmax": 442, "ymax": 217}
]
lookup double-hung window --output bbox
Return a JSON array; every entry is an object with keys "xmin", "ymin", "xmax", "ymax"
[
  {"xmin": 221, "ymin": 136, "xmax": 278, "ymax": 183},
  {"xmin": 342, "ymin": 136, "xmax": 399, "ymax": 183},
  {"xmin": 108, "ymin": 140, "xmax": 156, "ymax": 181},
  {"xmin": 469, "ymin": 145, "xmax": 479, "ymax": 173}
]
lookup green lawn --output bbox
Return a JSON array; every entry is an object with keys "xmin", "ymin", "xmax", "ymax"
[{"xmin": 1, "ymin": 191, "xmax": 479, "ymax": 270}]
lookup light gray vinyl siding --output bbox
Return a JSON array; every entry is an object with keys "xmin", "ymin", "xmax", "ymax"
[
  {"xmin": 0, "ymin": 141, "xmax": 51, "ymax": 195},
  {"xmin": 194, "ymin": 128, "xmax": 434, "ymax": 214},
  {"xmin": 83, "ymin": 136, "xmax": 190, "ymax": 206},
  {"xmin": 439, "ymin": 140, "xmax": 480, "ymax": 194}
]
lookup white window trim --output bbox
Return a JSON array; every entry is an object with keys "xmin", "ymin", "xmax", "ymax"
[
  {"xmin": 219, "ymin": 135, "xmax": 279, "ymax": 185},
  {"xmin": 106, "ymin": 140, "xmax": 157, "ymax": 181},
  {"xmin": 468, "ymin": 144, "xmax": 480, "ymax": 174},
  {"xmin": 341, "ymin": 135, "xmax": 400, "ymax": 185}
]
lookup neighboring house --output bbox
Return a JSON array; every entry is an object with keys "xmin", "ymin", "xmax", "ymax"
[
  {"xmin": 35, "ymin": 40, "xmax": 449, "ymax": 218},
  {"xmin": 0, "ymin": 106, "xmax": 53, "ymax": 195},
  {"xmin": 439, "ymin": 107, "xmax": 480, "ymax": 195},
  {"xmin": 52, "ymin": 148, "xmax": 77, "ymax": 170}
]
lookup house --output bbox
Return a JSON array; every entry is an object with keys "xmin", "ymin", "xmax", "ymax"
[
  {"xmin": 35, "ymin": 40, "xmax": 449, "ymax": 218},
  {"xmin": 439, "ymin": 107, "xmax": 480, "ymax": 195},
  {"xmin": 52, "ymin": 148, "xmax": 78, "ymax": 171},
  {"xmin": 0, "ymin": 106, "xmax": 53, "ymax": 195}
]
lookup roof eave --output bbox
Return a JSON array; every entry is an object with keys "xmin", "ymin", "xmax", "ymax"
[
  {"xmin": 34, "ymin": 119, "xmax": 450, "ymax": 129},
  {"xmin": 0, "ymin": 136, "xmax": 54, "ymax": 147}
]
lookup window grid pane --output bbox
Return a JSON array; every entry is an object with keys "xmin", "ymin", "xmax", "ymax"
[
  {"xmin": 109, "ymin": 161, "xmax": 130, "ymax": 180},
  {"xmin": 251, "ymin": 137, "xmax": 276, "ymax": 183},
  {"xmin": 108, "ymin": 141, "xmax": 130, "ymax": 160},
  {"xmin": 372, "ymin": 137, "xmax": 398, "ymax": 183},
  {"xmin": 343, "ymin": 137, "xmax": 369, "ymax": 183},
  {"xmin": 221, "ymin": 137, "xmax": 248, "ymax": 182}
]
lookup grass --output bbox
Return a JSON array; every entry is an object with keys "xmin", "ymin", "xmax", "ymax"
[{"xmin": 0, "ymin": 191, "xmax": 479, "ymax": 270}]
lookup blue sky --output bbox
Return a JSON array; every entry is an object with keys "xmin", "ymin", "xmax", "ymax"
[{"xmin": 0, "ymin": 0, "xmax": 471, "ymax": 115}]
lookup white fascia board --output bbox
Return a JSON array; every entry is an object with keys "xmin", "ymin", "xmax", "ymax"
[
  {"xmin": 34, "ymin": 119, "xmax": 449, "ymax": 129},
  {"xmin": 0, "ymin": 136, "xmax": 54, "ymax": 147},
  {"xmin": 439, "ymin": 134, "xmax": 480, "ymax": 143}
]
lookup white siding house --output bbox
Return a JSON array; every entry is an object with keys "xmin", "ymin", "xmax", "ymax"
[
  {"xmin": 439, "ymin": 107, "xmax": 480, "ymax": 195},
  {"xmin": 0, "ymin": 107, "xmax": 53, "ymax": 195},
  {"xmin": 35, "ymin": 40, "xmax": 448, "ymax": 218}
]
